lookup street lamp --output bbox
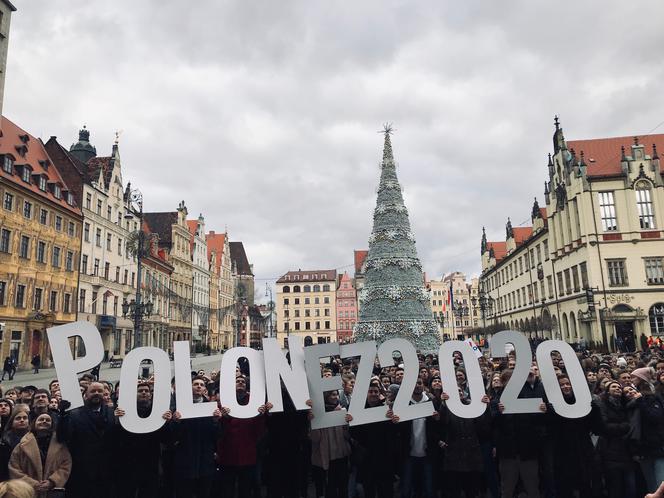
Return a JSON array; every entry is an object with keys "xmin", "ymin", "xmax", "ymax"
[
  {"xmin": 124, "ymin": 184, "xmax": 147, "ymax": 348},
  {"xmin": 265, "ymin": 283, "xmax": 274, "ymax": 339},
  {"xmin": 453, "ymin": 300, "xmax": 470, "ymax": 337}
]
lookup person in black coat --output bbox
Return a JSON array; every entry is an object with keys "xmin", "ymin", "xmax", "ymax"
[
  {"xmin": 598, "ymin": 380, "xmax": 637, "ymax": 498},
  {"xmin": 491, "ymin": 368, "xmax": 547, "ymax": 498},
  {"xmin": 112, "ymin": 381, "xmax": 173, "ymax": 498},
  {"xmin": 58, "ymin": 381, "xmax": 116, "ymax": 498},
  {"xmin": 438, "ymin": 389, "xmax": 492, "ymax": 498},
  {"xmin": 170, "ymin": 376, "xmax": 223, "ymax": 498},
  {"xmin": 350, "ymin": 384, "xmax": 399, "ymax": 498},
  {"xmin": 548, "ymin": 375, "xmax": 603, "ymax": 498}
]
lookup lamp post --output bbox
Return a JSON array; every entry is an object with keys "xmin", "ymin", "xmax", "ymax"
[
  {"xmin": 453, "ymin": 300, "xmax": 470, "ymax": 338},
  {"xmin": 471, "ymin": 289, "xmax": 492, "ymax": 338},
  {"xmin": 123, "ymin": 185, "xmax": 149, "ymax": 349},
  {"xmin": 265, "ymin": 283, "xmax": 274, "ymax": 339},
  {"xmin": 235, "ymin": 298, "xmax": 247, "ymax": 347}
]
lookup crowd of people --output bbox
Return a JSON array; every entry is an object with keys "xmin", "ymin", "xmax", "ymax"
[{"xmin": 0, "ymin": 342, "xmax": 662, "ymax": 498}]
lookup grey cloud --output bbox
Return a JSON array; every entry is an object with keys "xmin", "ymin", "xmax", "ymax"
[{"xmin": 5, "ymin": 0, "xmax": 664, "ymax": 293}]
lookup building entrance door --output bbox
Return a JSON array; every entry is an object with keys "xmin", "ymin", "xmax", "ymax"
[{"xmin": 614, "ymin": 321, "xmax": 635, "ymax": 352}]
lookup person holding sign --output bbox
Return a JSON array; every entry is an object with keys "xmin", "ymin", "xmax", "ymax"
[
  {"xmin": 170, "ymin": 376, "xmax": 223, "ymax": 498},
  {"xmin": 310, "ymin": 390, "xmax": 353, "ymax": 498},
  {"xmin": 57, "ymin": 381, "xmax": 115, "ymax": 498},
  {"xmin": 111, "ymin": 382, "xmax": 173, "ymax": 498}
]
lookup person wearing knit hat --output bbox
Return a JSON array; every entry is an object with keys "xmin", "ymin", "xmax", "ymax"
[
  {"xmin": 631, "ymin": 367, "xmax": 654, "ymax": 386},
  {"xmin": 616, "ymin": 357, "xmax": 627, "ymax": 368}
]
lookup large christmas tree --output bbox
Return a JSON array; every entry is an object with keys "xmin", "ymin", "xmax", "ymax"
[{"xmin": 354, "ymin": 126, "xmax": 441, "ymax": 352}]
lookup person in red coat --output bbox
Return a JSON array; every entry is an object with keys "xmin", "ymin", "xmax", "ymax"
[{"xmin": 217, "ymin": 375, "xmax": 271, "ymax": 498}]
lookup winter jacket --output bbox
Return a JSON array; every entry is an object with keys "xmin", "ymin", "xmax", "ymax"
[
  {"xmin": 439, "ymin": 402, "xmax": 489, "ymax": 473},
  {"xmin": 597, "ymin": 396, "xmax": 634, "ymax": 465},
  {"xmin": 170, "ymin": 416, "xmax": 220, "ymax": 479},
  {"xmin": 217, "ymin": 414, "xmax": 266, "ymax": 467},
  {"xmin": 8, "ymin": 432, "xmax": 71, "ymax": 498},
  {"xmin": 633, "ymin": 393, "xmax": 664, "ymax": 458}
]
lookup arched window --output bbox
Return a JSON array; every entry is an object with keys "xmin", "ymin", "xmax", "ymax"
[
  {"xmin": 322, "ymin": 284, "xmax": 330, "ymax": 292},
  {"xmin": 636, "ymin": 181, "xmax": 656, "ymax": 229},
  {"xmin": 313, "ymin": 285, "xmax": 321, "ymax": 292},
  {"xmin": 293, "ymin": 285, "xmax": 301, "ymax": 293},
  {"xmin": 650, "ymin": 303, "xmax": 664, "ymax": 335},
  {"xmin": 303, "ymin": 285, "xmax": 311, "ymax": 293}
]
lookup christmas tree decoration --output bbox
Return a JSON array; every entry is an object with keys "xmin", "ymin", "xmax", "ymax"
[{"xmin": 354, "ymin": 125, "xmax": 441, "ymax": 352}]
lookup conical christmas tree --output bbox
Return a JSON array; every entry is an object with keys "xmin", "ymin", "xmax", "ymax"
[{"xmin": 354, "ymin": 126, "xmax": 441, "ymax": 352}]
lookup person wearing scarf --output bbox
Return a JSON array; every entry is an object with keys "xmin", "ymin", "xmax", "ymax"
[{"xmin": 8, "ymin": 413, "xmax": 71, "ymax": 497}]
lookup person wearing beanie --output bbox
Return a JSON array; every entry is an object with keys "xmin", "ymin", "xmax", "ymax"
[
  {"xmin": 630, "ymin": 366, "xmax": 664, "ymax": 492},
  {"xmin": 616, "ymin": 357, "xmax": 628, "ymax": 368}
]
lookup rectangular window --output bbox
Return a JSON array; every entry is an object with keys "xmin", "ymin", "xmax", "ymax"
[
  {"xmin": 0, "ymin": 229, "xmax": 10, "ymax": 253},
  {"xmin": 55, "ymin": 216, "xmax": 62, "ymax": 231},
  {"xmin": 2, "ymin": 156, "xmax": 12, "ymax": 173},
  {"xmin": 644, "ymin": 258, "xmax": 664, "ymax": 285},
  {"xmin": 21, "ymin": 167, "xmax": 30, "ymax": 183},
  {"xmin": 294, "ymin": 322, "xmax": 300, "ymax": 331},
  {"xmin": 38, "ymin": 176, "xmax": 47, "ymax": 191},
  {"xmin": 636, "ymin": 187, "xmax": 656, "ymax": 229},
  {"xmin": 63, "ymin": 293, "xmax": 71, "ymax": 314},
  {"xmin": 0, "ymin": 281, "xmax": 6, "ymax": 305},
  {"xmin": 81, "ymin": 254, "xmax": 88, "ymax": 274},
  {"xmin": 580, "ymin": 262, "xmax": 589, "ymax": 289},
  {"xmin": 97, "ymin": 200, "xmax": 102, "ymax": 215},
  {"xmin": 115, "ymin": 267, "xmax": 120, "ymax": 282},
  {"xmin": 117, "ymin": 238, "xmax": 122, "ymax": 255},
  {"xmin": 113, "ymin": 296, "xmax": 118, "ymax": 316},
  {"xmin": 547, "ymin": 275, "xmax": 554, "ymax": 299},
  {"xmin": 94, "ymin": 258, "xmax": 100, "ymax": 276},
  {"xmin": 52, "ymin": 246, "xmax": 61, "ymax": 267},
  {"xmin": 536, "ymin": 245, "xmax": 542, "ymax": 264},
  {"xmin": 325, "ymin": 321, "xmax": 331, "ymax": 329},
  {"xmin": 571, "ymin": 266, "xmax": 580, "ymax": 292},
  {"xmin": 102, "ymin": 294, "xmax": 108, "ymax": 315},
  {"xmin": 95, "ymin": 229, "xmax": 101, "ymax": 247},
  {"xmin": 85, "ymin": 193, "xmax": 92, "ymax": 209},
  {"xmin": 564, "ymin": 269, "xmax": 572, "ymax": 295},
  {"xmin": 131, "ymin": 272, "xmax": 135, "ymax": 287},
  {"xmin": 543, "ymin": 240, "xmax": 550, "ymax": 260},
  {"xmin": 19, "ymin": 235, "xmax": 29, "ymax": 259},
  {"xmin": 49, "ymin": 291, "xmax": 57, "ymax": 311},
  {"xmin": 79, "ymin": 289, "xmax": 86, "ymax": 313},
  {"xmin": 33, "ymin": 288, "xmax": 42, "ymax": 310},
  {"xmin": 106, "ymin": 233, "xmax": 112, "ymax": 251},
  {"xmin": 66, "ymin": 251, "xmax": 74, "ymax": 271},
  {"xmin": 3, "ymin": 192, "xmax": 13, "ymax": 211},
  {"xmin": 607, "ymin": 259, "xmax": 628, "ymax": 287},
  {"xmin": 557, "ymin": 272, "xmax": 564, "ymax": 297},
  {"xmin": 39, "ymin": 209, "xmax": 47, "ymax": 225},
  {"xmin": 23, "ymin": 201, "xmax": 31, "ymax": 218},
  {"xmin": 104, "ymin": 262, "xmax": 110, "ymax": 280},
  {"xmin": 84, "ymin": 223, "xmax": 90, "ymax": 242},
  {"xmin": 15, "ymin": 284, "xmax": 25, "ymax": 308},
  {"xmin": 37, "ymin": 241, "xmax": 46, "ymax": 263},
  {"xmin": 107, "ymin": 206, "xmax": 112, "ymax": 220},
  {"xmin": 91, "ymin": 292, "xmax": 97, "ymax": 314},
  {"xmin": 68, "ymin": 222, "xmax": 75, "ymax": 237},
  {"xmin": 599, "ymin": 191, "xmax": 618, "ymax": 231},
  {"xmin": 123, "ymin": 269, "xmax": 128, "ymax": 284}
]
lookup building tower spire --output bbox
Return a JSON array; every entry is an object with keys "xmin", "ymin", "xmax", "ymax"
[
  {"xmin": 354, "ymin": 126, "xmax": 440, "ymax": 351},
  {"xmin": 481, "ymin": 227, "xmax": 487, "ymax": 254}
]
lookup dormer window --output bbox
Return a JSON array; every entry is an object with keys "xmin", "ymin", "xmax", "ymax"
[
  {"xmin": 2, "ymin": 156, "xmax": 12, "ymax": 174},
  {"xmin": 38, "ymin": 176, "xmax": 47, "ymax": 191},
  {"xmin": 21, "ymin": 166, "xmax": 31, "ymax": 183},
  {"xmin": 66, "ymin": 192, "xmax": 74, "ymax": 206},
  {"xmin": 53, "ymin": 184, "xmax": 61, "ymax": 199}
]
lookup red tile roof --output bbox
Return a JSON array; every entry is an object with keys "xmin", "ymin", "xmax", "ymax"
[
  {"xmin": 229, "ymin": 242, "xmax": 253, "ymax": 276},
  {"xmin": 87, "ymin": 156, "xmax": 114, "ymax": 189},
  {"xmin": 513, "ymin": 227, "xmax": 533, "ymax": 246},
  {"xmin": 206, "ymin": 231, "xmax": 226, "ymax": 272},
  {"xmin": 276, "ymin": 269, "xmax": 337, "ymax": 283},
  {"xmin": 568, "ymin": 134, "xmax": 664, "ymax": 178},
  {"xmin": 354, "ymin": 250, "xmax": 368, "ymax": 274},
  {"xmin": 0, "ymin": 116, "xmax": 80, "ymax": 216},
  {"xmin": 487, "ymin": 241, "xmax": 507, "ymax": 262}
]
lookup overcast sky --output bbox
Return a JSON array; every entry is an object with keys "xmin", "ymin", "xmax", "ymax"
[{"xmin": 6, "ymin": 1, "xmax": 664, "ymax": 301}]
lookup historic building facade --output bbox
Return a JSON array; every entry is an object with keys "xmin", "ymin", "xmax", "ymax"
[
  {"xmin": 46, "ymin": 130, "xmax": 139, "ymax": 360},
  {"xmin": 276, "ymin": 269, "xmax": 337, "ymax": 347},
  {"xmin": 144, "ymin": 202, "xmax": 194, "ymax": 345},
  {"xmin": 188, "ymin": 215, "xmax": 210, "ymax": 352},
  {"xmin": 428, "ymin": 273, "xmax": 481, "ymax": 341},
  {"xmin": 335, "ymin": 272, "xmax": 357, "ymax": 343},
  {"xmin": 0, "ymin": 117, "xmax": 82, "ymax": 367},
  {"xmin": 481, "ymin": 120, "xmax": 664, "ymax": 351},
  {"xmin": 206, "ymin": 230, "xmax": 234, "ymax": 350}
]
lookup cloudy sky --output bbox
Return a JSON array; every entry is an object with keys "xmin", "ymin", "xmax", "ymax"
[{"xmin": 5, "ymin": 1, "xmax": 664, "ymax": 300}]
